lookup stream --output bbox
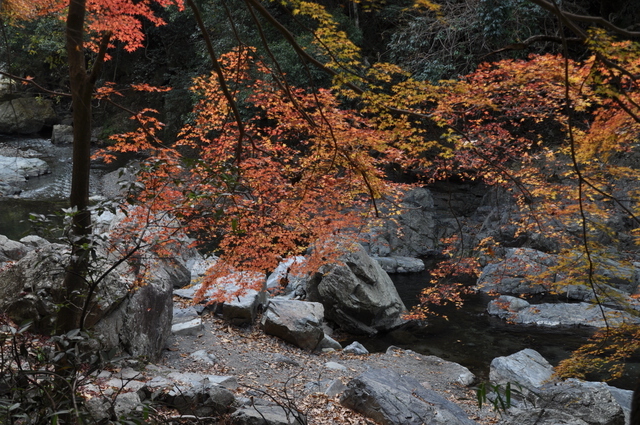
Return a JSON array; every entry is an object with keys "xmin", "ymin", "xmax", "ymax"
[
  {"xmin": 0, "ymin": 135, "xmax": 108, "ymax": 239},
  {"xmin": 1, "ymin": 136, "xmax": 637, "ymax": 390},
  {"xmin": 355, "ymin": 271, "xmax": 605, "ymax": 385}
]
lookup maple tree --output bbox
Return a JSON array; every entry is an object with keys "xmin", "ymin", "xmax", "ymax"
[
  {"xmin": 18, "ymin": 0, "xmax": 184, "ymax": 332},
  {"xmin": 395, "ymin": 0, "xmax": 640, "ymax": 386},
  {"xmin": 10, "ymin": 0, "xmax": 640, "ymax": 405},
  {"xmin": 61, "ymin": 0, "xmax": 640, "ymax": 382}
]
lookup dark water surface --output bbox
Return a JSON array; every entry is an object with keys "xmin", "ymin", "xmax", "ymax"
[
  {"xmin": 0, "ymin": 199, "xmax": 68, "ymax": 240},
  {"xmin": 353, "ymin": 271, "xmax": 638, "ymax": 390}
]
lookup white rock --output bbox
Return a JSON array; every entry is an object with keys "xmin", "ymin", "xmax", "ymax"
[
  {"xmin": 171, "ymin": 318, "xmax": 203, "ymax": 336},
  {"xmin": 490, "ymin": 348, "xmax": 555, "ymax": 390}
]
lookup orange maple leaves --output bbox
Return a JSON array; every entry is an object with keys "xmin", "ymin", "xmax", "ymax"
[
  {"xmin": 29, "ymin": 0, "xmax": 184, "ymax": 52},
  {"xmin": 101, "ymin": 47, "xmax": 405, "ymax": 296}
]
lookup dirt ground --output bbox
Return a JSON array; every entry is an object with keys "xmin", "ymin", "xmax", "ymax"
[{"xmin": 160, "ymin": 308, "xmax": 500, "ymax": 424}]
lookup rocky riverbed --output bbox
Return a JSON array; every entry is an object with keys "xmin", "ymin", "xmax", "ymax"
[
  {"xmin": 1, "ymin": 129, "xmax": 640, "ymax": 423},
  {"xmin": 78, "ymin": 301, "xmax": 631, "ymax": 425},
  {"xmin": 160, "ymin": 308, "xmax": 492, "ymax": 424}
]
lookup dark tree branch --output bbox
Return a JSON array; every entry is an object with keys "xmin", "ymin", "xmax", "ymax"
[
  {"xmin": 481, "ymin": 35, "xmax": 581, "ymax": 59},
  {"xmin": 0, "ymin": 71, "xmax": 71, "ymax": 97},
  {"xmin": 529, "ymin": 0, "xmax": 640, "ymax": 38},
  {"xmin": 89, "ymin": 31, "xmax": 112, "ymax": 85},
  {"xmin": 185, "ymin": 0, "xmax": 247, "ymax": 163}
]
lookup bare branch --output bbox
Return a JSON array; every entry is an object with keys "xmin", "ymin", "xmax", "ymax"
[
  {"xmin": 529, "ymin": 0, "xmax": 640, "ymax": 38},
  {"xmin": 481, "ymin": 35, "xmax": 581, "ymax": 59},
  {"xmin": 0, "ymin": 71, "xmax": 71, "ymax": 98}
]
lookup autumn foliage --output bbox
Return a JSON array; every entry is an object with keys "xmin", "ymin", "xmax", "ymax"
[
  {"xmin": 99, "ymin": 46, "xmax": 410, "ymax": 299},
  {"xmin": 92, "ymin": 0, "xmax": 640, "ymax": 377},
  {"xmin": 15, "ymin": 0, "xmax": 640, "ymax": 381},
  {"xmin": 24, "ymin": 0, "xmax": 184, "ymax": 52}
]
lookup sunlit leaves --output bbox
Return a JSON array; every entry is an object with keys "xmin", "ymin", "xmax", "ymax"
[
  {"xmin": 104, "ymin": 47, "xmax": 408, "ymax": 299},
  {"xmin": 0, "ymin": 0, "xmax": 37, "ymax": 20},
  {"xmin": 30, "ymin": 0, "xmax": 184, "ymax": 53},
  {"xmin": 556, "ymin": 323, "xmax": 640, "ymax": 381}
]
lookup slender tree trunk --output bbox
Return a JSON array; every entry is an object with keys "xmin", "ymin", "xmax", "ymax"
[
  {"xmin": 632, "ymin": 378, "xmax": 640, "ymax": 425},
  {"xmin": 56, "ymin": 0, "xmax": 109, "ymax": 332}
]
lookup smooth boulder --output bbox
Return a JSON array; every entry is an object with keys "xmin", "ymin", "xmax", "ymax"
[
  {"xmin": 0, "ymin": 97, "xmax": 57, "ymax": 134},
  {"xmin": 306, "ymin": 242, "xmax": 406, "ymax": 335},
  {"xmin": 490, "ymin": 349, "xmax": 627, "ymax": 425},
  {"xmin": 489, "ymin": 348, "xmax": 556, "ymax": 391},
  {"xmin": 0, "ymin": 155, "xmax": 50, "ymax": 196},
  {"xmin": 260, "ymin": 299, "xmax": 325, "ymax": 351}
]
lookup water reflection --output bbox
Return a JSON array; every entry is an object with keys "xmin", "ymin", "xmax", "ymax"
[
  {"xmin": 349, "ymin": 270, "xmax": 639, "ymax": 389},
  {"xmin": 0, "ymin": 198, "xmax": 67, "ymax": 240}
]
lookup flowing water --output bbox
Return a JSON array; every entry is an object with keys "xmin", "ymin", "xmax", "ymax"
[{"xmin": 0, "ymin": 135, "xmax": 107, "ymax": 240}]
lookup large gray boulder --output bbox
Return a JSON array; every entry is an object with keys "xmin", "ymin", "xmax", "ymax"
[
  {"xmin": 500, "ymin": 380, "xmax": 627, "ymax": 425},
  {"xmin": 527, "ymin": 379, "xmax": 626, "ymax": 425},
  {"xmin": 306, "ymin": 242, "xmax": 406, "ymax": 335},
  {"xmin": 0, "ymin": 236, "xmax": 189, "ymax": 360},
  {"xmin": 340, "ymin": 368, "xmax": 478, "ymax": 425},
  {"xmin": 0, "ymin": 155, "xmax": 50, "ymax": 179},
  {"xmin": 92, "ymin": 266, "xmax": 175, "ymax": 360},
  {"xmin": 0, "ymin": 242, "xmax": 67, "ymax": 331},
  {"xmin": 491, "ymin": 350, "xmax": 627, "ymax": 425},
  {"xmin": 490, "ymin": 348, "xmax": 556, "ymax": 391},
  {"xmin": 0, "ymin": 97, "xmax": 57, "ymax": 134},
  {"xmin": 260, "ymin": 299, "xmax": 325, "ymax": 351}
]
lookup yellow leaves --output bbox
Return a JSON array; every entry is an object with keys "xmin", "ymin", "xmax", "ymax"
[
  {"xmin": 556, "ymin": 323, "xmax": 640, "ymax": 381},
  {"xmin": 412, "ymin": 0, "xmax": 441, "ymax": 14},
  {"xmin": 1, "ymin": 0, "xmax": 39, "ymax": 20}
]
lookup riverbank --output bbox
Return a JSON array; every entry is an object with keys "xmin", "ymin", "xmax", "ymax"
[{"xmin": 161, "ymin": 306, "xmax": 498, "ymax": 425}]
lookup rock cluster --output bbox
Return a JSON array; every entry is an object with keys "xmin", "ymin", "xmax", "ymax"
[
  {"xmin": 481, "ymin": 247, "xmax": 640, "ymax": 328},
  {"xmin": 0, "ymin": 212, "xmax": 193, "ymax": 360},
  {"xmin": 490, "ymin": 349, "xmax": 630, "ymax": 425}
]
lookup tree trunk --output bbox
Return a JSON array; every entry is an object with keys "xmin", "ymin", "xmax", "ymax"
[
  {"xmin": 56, "ymin": 0, "xmax": 109, "ymax": 333},
  {"xmin": 632, "ymin": 378, "xmax": 640, "ymax": 425}
]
